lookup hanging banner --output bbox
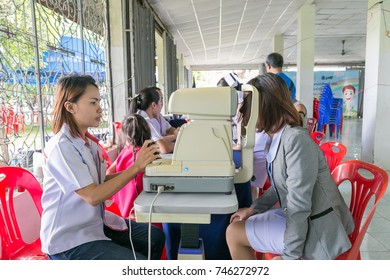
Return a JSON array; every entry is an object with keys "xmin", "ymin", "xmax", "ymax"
[{"xmin": 285, "ymin": 69, "xmax": 361, "ymax": 118}]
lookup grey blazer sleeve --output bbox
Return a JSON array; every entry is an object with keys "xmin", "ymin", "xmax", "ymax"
[{"xmin": 281, "ymin": 130, "xmax": 319, "ymax": 259}]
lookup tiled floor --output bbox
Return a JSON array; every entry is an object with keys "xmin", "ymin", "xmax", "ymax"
[{"xmin": 323, "ymin": 117, "xmax": 390, "ymax": 260}]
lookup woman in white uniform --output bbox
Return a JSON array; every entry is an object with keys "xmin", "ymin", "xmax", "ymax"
[
  {"xmin": 129, "ymin": 87, "xmax": 179, "ymax": 154},
  {"xmin": 40, "ymin": 75, "xmax": 165, "ymax": 260}
]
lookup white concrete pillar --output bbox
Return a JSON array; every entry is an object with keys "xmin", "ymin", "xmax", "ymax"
[
  {"xmin": 178, "ymin": 54, "xmax": 185, "ymax": 89},
  {"xmin": 156, "ymin": 32, "xmax": 165, "ymax": 91},
  {"xmin": 273, "ymin": 34, "xmax": 284, "ymax": 55},
  {"xmin": 108, "ymin": 0, "xmax": 128, "ymax": 122},
  {"xmin": 296, "ymin": 4, "xmax": 315, "ymax": 118},
  {"xmin": 362, "ymin": 0, "xmax": 390, "ymax": 169}
]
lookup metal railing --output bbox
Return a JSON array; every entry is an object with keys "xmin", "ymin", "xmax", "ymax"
[{"xmin": 0, "ymin": 0, "xmax": 112, "ymax": 170}]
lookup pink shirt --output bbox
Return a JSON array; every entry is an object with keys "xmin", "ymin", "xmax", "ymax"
[
  {"xmin": 111, "ymin": 145, "xmax": 162, "ymax": 229},
  {"xmin": 111, "ymin": 146, "xmax": 143, "ymax": 218}
]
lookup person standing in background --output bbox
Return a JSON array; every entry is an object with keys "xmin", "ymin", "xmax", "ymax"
[
  {"xmin": 265, "ymin": 52, "xmax": 306, "ymax": 125},
  {"xmin": 265, "ymin": 53, "xmax": 296, "ymax": 100}
]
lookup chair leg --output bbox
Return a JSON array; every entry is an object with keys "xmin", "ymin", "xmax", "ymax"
[{"xmin": 336, "ymin": 124, "xmax": 340, "ymax": 139}]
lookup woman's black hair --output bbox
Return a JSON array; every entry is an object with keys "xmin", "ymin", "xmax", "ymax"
[
  {"xmin": 129, "ymin": 86, "xmax": 161, "ymax": 114},
  {"xmin": 52, "ymin": 74, "xmax": 98, "ymax": 138},
  {"xmin": 238, "ymin": 73, "xmax": 302, "ymax": 133},
  {"xmin": 119, "ymin": 114, "xmax": 152, "ymax": 150}
]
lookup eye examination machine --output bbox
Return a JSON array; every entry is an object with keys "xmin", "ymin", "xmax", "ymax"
[{"xmin": 143, "ymin": 84, "xmax": 259, "ymax": 194}]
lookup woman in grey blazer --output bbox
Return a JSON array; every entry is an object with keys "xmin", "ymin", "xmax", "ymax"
[{"xmin": 226, "ymin": 74, "xmax": 354, "ymax": 260}]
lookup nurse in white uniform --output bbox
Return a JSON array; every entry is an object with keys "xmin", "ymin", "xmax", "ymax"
[
  {"xmin": 40, "ymin": 75, "xmax": 165, "ymax": 260},
  {"xmin": 129, "ymin": 86, "xmax": 179, "ymax": 154}
]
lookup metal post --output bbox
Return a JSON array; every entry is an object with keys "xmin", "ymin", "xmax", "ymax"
[
  {"xmin": 30, "ymin": 0, "xmax": 45, "ymax": 150},
  {"xmin": 78, "ymin": 0, "xmax": 85, "ymax": 74},
  {"xmin": 105, "ymin": 0, "xmax": 115, "ymax": 137}
]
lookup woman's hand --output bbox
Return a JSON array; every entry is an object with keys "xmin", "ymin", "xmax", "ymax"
[
  {"xmin": 230, "ymin": 207, "xmax": 255, "ymax": 223},
  {"xmin": 133, "ymin": 140, "xmax": 161, "ymax": 171},
  {"xmin": 174, "ymin": 127, "xmax": 180, "ymax": 136}
]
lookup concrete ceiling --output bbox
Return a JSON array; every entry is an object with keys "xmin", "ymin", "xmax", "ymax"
[{"xmin": 146, "ymin": 0, "xmax": 368, "ymax": 70}]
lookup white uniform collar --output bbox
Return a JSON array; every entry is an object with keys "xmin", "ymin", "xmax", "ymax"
[
  {"xmin": 59, "ymin": 125, "xmax": 100, "ymax": 161},
  {"xmin": 60, "ymin": 124, "xmax": 89, "ymax": 149},
  {"xmin": 137, "ymin": 109, "xmax": 150, "ymax": 120},
  {"xmin": 266, "ymin": 125, "xmax": 289, "ymax": 163}
]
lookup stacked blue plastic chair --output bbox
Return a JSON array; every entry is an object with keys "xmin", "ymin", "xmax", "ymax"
[
  {"xmin": 317, "ymin": 84, "xmax": 331, "ymax": 132},
  {"xmin": 317, "ymin": 84, "xmax": 343, "ymax": 138}
]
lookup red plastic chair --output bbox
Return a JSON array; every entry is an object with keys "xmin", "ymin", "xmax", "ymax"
[
  {"xmin": 313, "ymin": 97, "xmax": 319, "ymax": 121},
  {"xmin": 310, "ymin": 131, "xmax": 325, "ymax": 145},
  {"xmin": 0, "ymin": 166, "xmax": 47, "ymax": 260},
  {"xmin": 113, "ymin": 121, "xmax": 122, "ymax": 142},
  {"xmin": 306, "ymin": 117, "xmax": 317, "ymax": 133},
  {"xmin": 332, "ymin": 160, "xmax": 388, "ymax": 260},
  {"xmin": 257, "ymin": 177, "xmax": 271, "ymax": 198},
  {"xmin": 100, "ymin": 145, "xmax": 112, "ymax": 168},
  {"xmin": 320, "ymin": 141, "xmax": 347, "ymax": 172},
  {"xmin": 105, "ymin": 199, "xmax": 123, "ymax": 217}
]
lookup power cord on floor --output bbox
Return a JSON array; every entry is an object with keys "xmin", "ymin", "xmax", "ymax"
[{"xmin": 148, "ymin": 186, "xmax": 164, "ymax": 260}]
